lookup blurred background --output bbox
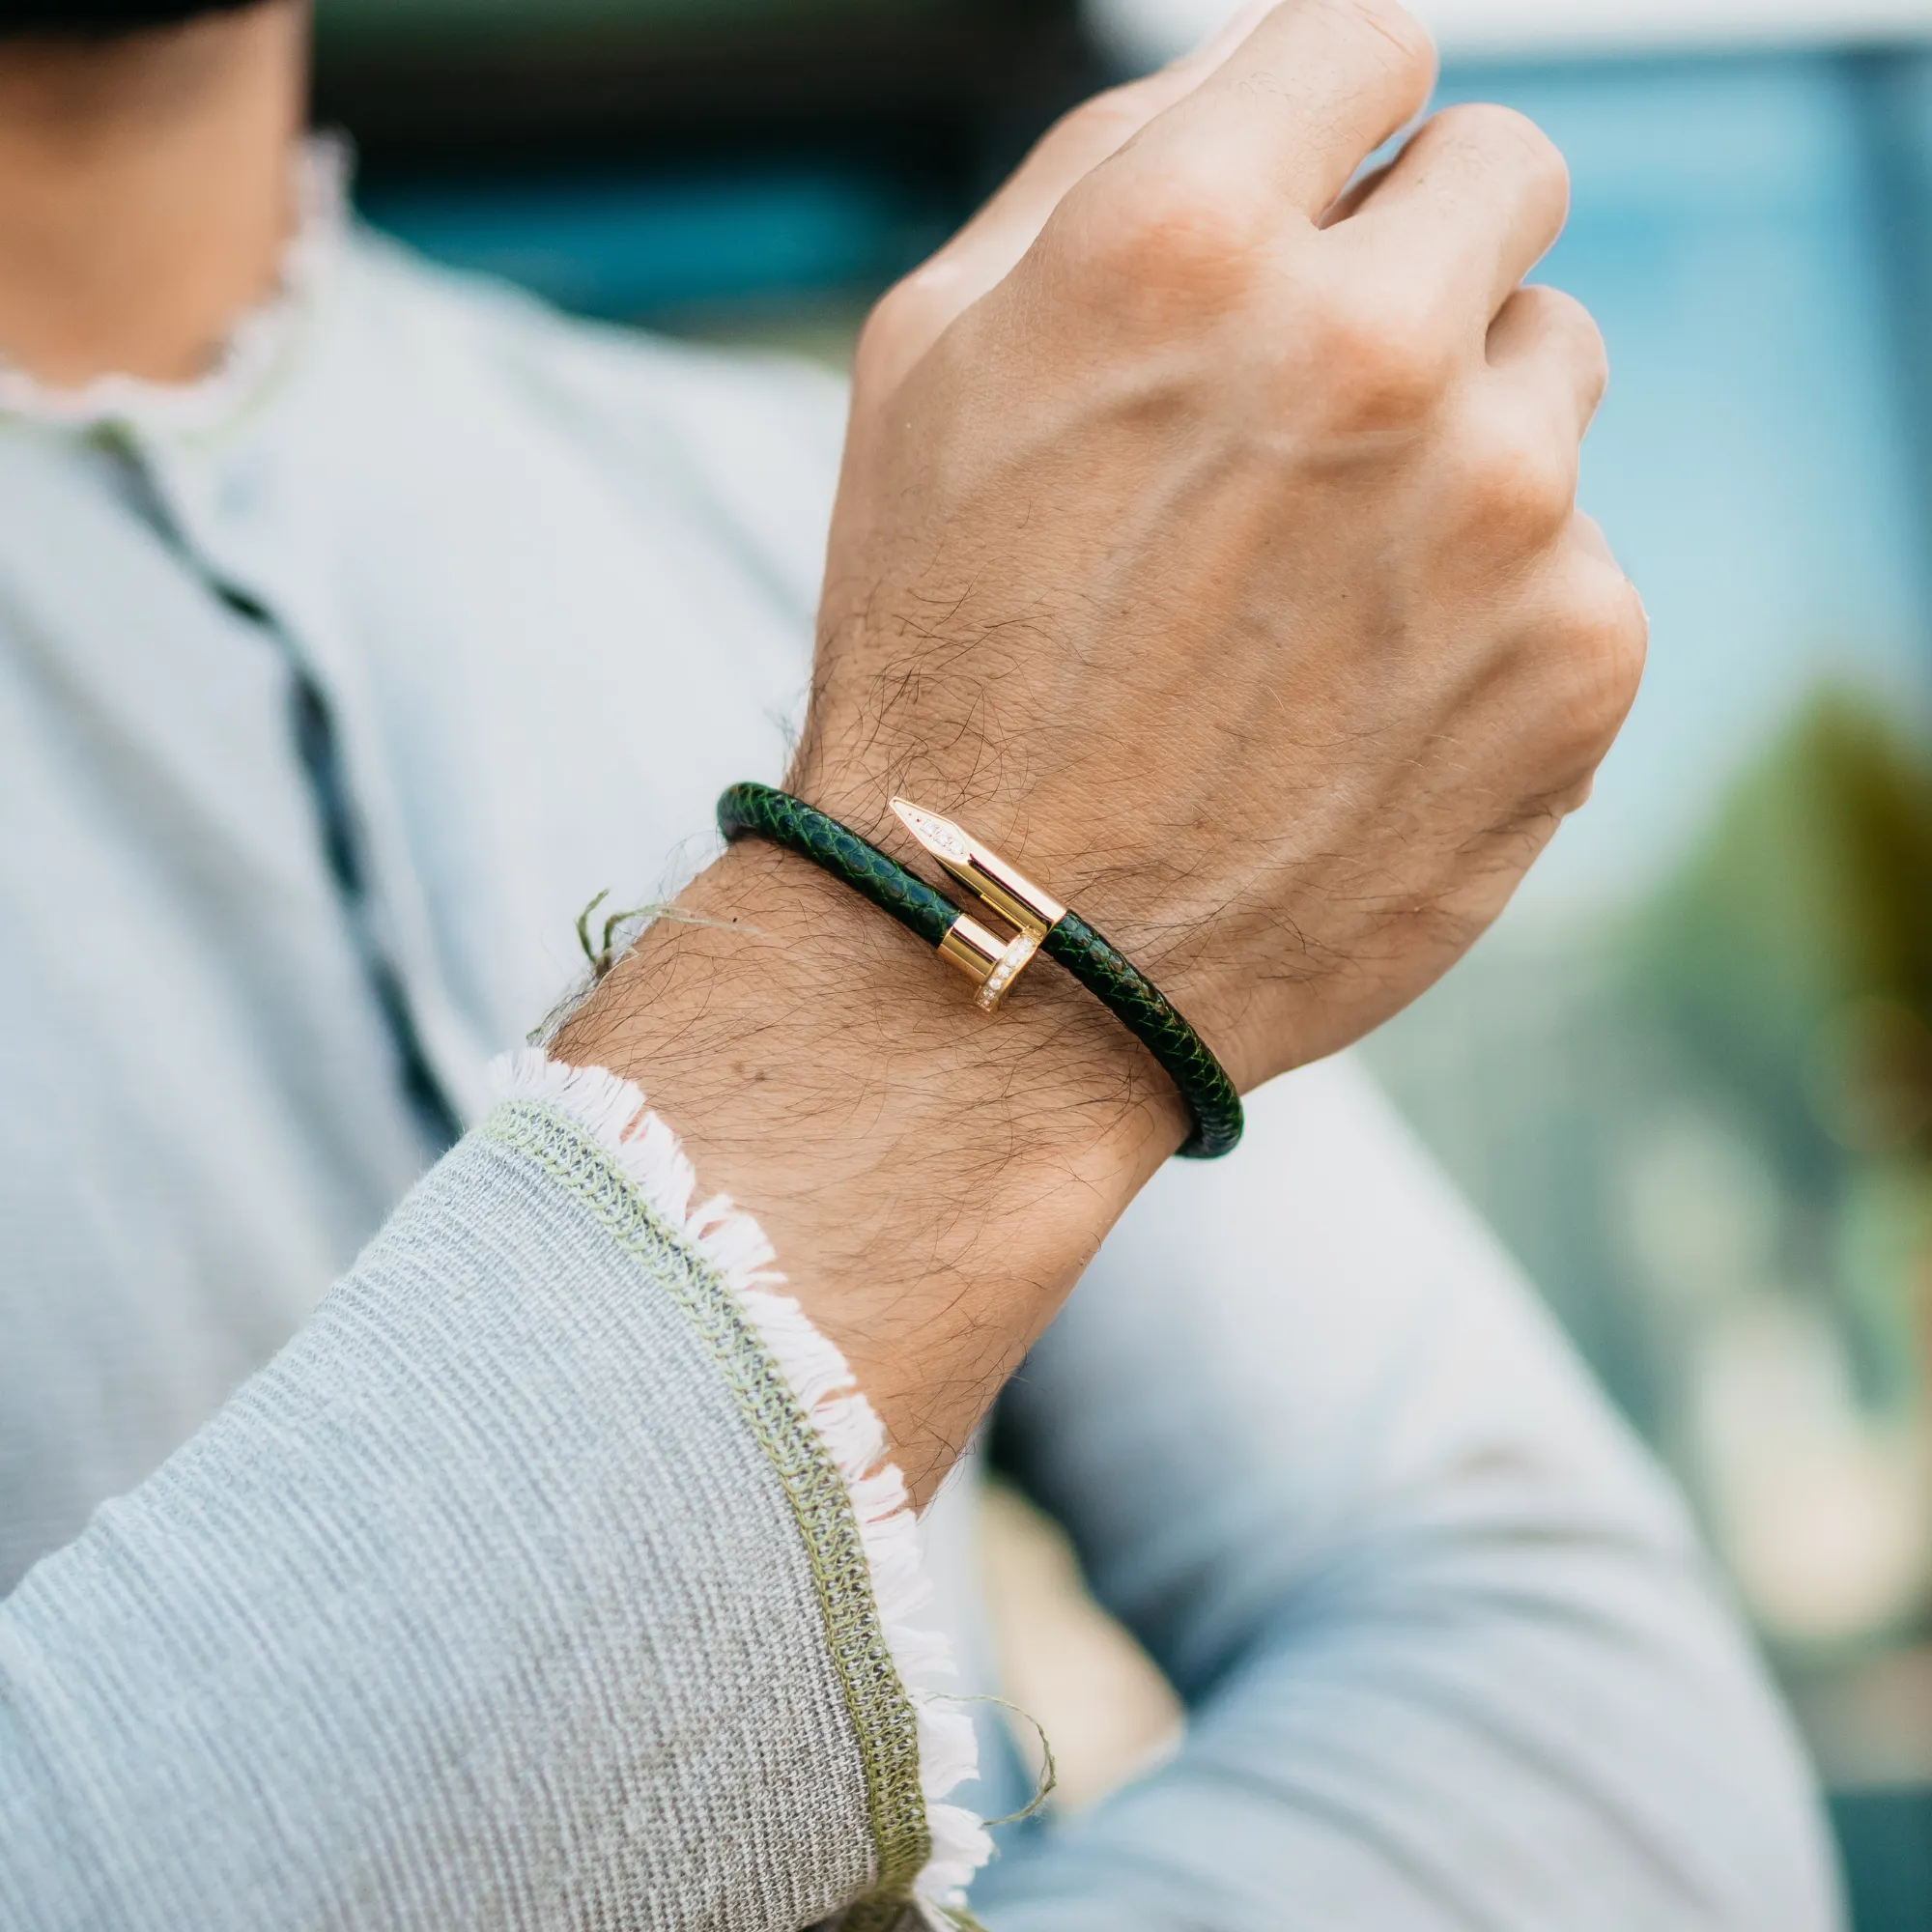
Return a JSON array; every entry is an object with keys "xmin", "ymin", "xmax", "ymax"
[{"xmin": 318, "ymin": 0, "xmax": 1932, "ymax": 1920}]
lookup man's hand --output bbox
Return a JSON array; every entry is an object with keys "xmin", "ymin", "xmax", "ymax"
[
  {"xmin": 801, "ymin": 0, "xmax": 1640, "ymax": 1090},
  {"xmin": 562, "ymin": 0, "xmax": 1641, "ymax": 1497}
]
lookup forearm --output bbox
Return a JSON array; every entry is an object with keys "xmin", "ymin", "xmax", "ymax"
[
  {"xmin": 554, "ymin": 0, "xmax": 1643, "ymax": 1514},
  {"xmin": 556, "ymin": 838, "xmax": 1185, "ymax": 1503}
]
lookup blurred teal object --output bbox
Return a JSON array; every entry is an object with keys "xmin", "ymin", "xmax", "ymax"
[
  {"xmin": 1433, "ymin": 50, "xmax": 1930, "ymax": 912},
  {"xmin": 1833, "ymin": 1789, "xmax": 1932, "ymax": 1932},
  {"xmin": 361, "ymin": 165, "xmax": 945, "ymax": 317}
]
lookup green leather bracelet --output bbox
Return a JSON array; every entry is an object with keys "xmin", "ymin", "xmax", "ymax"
[{"xmin": 717, "ymin": 781, "xmax": 1243, "ymax": 1159}]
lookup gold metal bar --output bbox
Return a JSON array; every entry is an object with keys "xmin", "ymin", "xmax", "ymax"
[
  {"xmin": 890, "ymin": 799, "xmax": 1066, "ymax": 935},
  {"xmin": 937, "ymin": 914, "xmax": 1007, "ymax": 984}
]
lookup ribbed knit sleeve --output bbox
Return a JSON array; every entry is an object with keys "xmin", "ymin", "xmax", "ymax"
[
  {"xmin": 0, "ymin": 1065, "xmax": 984, "ymax": 1931},
  {"xmin": 973, "ymin": 1058, "xmax": 1838, "ymax": 1932}
]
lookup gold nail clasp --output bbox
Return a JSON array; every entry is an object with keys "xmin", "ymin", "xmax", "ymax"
[{"xmin": 891, "ymin": 798, "xmax": 1066, "ymax": 1012}]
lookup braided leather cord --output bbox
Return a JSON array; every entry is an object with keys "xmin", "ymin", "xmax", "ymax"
[
  {"xmin": 717, "ymin": 782, "xmax": 1243, "ymax": 1158},
  {"xmin": 719, "ymin": 782, "xmax": 957, "ymax": 947},
  {"xmin": 1038, "ymin": 912, "xmax": 1241, "ymax": 1158}
]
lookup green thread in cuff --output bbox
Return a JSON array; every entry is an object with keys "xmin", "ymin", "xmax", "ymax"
[{"xmin": 480, "ymin": 1101, "xmax": 931, "ymax": 1918}]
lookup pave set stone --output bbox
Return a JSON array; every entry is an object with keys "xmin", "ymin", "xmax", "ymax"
[{"xmin": 974, "ymin": 932, "xmax": 1040, "ymax": 1010}]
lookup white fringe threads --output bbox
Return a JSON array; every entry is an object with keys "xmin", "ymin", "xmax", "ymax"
[{"xmin": 490, "ymin": 1049, "xmax": 992, "ymax": 1918}]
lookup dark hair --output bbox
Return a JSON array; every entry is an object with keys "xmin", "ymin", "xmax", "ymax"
[{"xmin": 0, "ymin": 0, "xmax": 269, "ymax": 31}]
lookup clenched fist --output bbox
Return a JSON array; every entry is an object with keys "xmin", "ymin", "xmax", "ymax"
[{"xmin": 797, "ymin": 0, "xmax": 1642, "ymax": 1090}]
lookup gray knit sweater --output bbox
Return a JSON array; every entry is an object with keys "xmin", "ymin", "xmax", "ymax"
[{"xmin": 0, "ymin": 1070, "xmax": 959, "ymax": 1928}]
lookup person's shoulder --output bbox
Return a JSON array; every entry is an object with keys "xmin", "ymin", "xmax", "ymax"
[
  {"xmin": 323, "ymin": 224, "xmax": 848, "ymax": 590},
  {"xmin": 332, "ymin": 224, "xmax": 847, "ymax": 469}
]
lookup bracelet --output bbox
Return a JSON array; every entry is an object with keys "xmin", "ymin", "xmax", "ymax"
[{"xmin": 716, "ymin": 781, "xmax": 1243, "ymax": 1159}]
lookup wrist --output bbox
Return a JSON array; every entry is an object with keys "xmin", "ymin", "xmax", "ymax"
[
  {"xmin": 790, "ymin": 740, "xmax": 1267, "ymax": 1092},
  {"xmin": 553, "ymin": 836, "xmax": 1183, "ymax": 1499}
]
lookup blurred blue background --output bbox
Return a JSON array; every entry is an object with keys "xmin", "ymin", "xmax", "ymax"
[{"xmin": 322, "ymin": 2, "xmax": 1932, "ymax": 1919}]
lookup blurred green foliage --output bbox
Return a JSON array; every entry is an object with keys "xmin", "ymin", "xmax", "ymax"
[
  {"xmin": 1640, "ymin": 686, "xmax": 1932, "ymax": 1412},
  {"xmin": 1643, "ymin": 687, "xmax": 1932, "ymax": 1180}
]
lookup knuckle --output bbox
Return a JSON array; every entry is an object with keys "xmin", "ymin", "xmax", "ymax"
[
  {"xmin": 1542, "ymin": 286, "xmax": 1608, "ymax": 378},
  {"xmin": 1558, "ymin": 574, "xmax": 1648, "ymax": 736},
  {"xmin": 852, "ymin": 281, "xmax": 918, "ymax": 385},
  {"xmin": 1309, "ymin": 289, "xmax": 1452, "ymax": 423},
  {"xmin": 1512, "ymin": 278, "xmax": 1584, "ymax": 332},
  {"xmin": 1064, "ymin": 161, "xmax": 1267, "ymax": 298},
  {"xmin": 1028, "ymin": 85, "xmax": 1158, "ymax": 187},
  {"xmin": 1463, "ymin": 412, "xmax": 1577, "ymax": 535},
  {"xmin": 1493, "ymin": 283, "xmax": 1608, "ymax": 420},
  {"xmin": 851, "ymin": 264, "xmax": 966, "ymax": 396},
  {"xmin": 1438, "ymin": 99, "xmax": 1569, "ymax": 200},
  {"xmin": 1065, "ymin": 80, "xmax": 1161, "ymax": 148},
  {"xmin": 1602, "ymin": 577, "xmax": 1651, "ymax": 694}
]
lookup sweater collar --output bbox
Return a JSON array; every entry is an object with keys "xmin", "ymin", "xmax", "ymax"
[{"xmin": 0, "ymin": 134, "xmax": 348, "ymax": 440}]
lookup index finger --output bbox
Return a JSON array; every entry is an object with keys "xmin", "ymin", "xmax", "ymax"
[
  {"xmin": 862, "ymin": 9, "xmax": 1279, "ymax": 394},
  {"xmin": 1122, "ymin": 0, "xmax": 1437, "ymax": 223}
]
